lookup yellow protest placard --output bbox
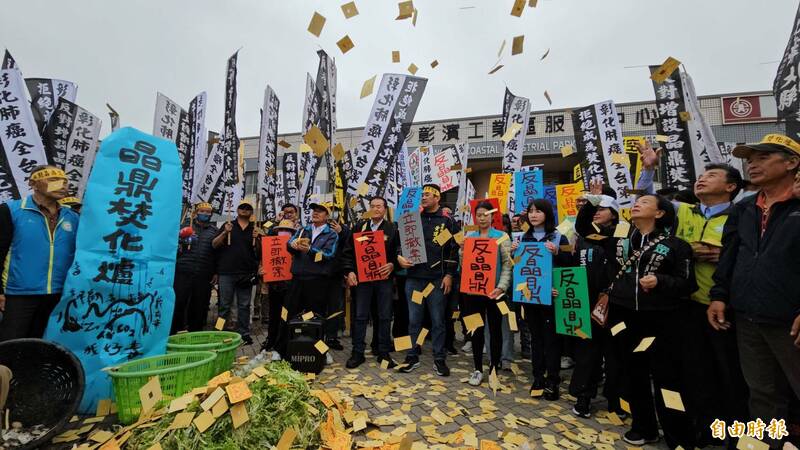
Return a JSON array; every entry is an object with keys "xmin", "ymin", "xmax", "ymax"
[
  {"xmin": 555, "ymin": 182, "xmax": 582, "ymax": 223},
  {"xmin": 488, "ymin": 174, "xmax": 512, "ymax": 214}
]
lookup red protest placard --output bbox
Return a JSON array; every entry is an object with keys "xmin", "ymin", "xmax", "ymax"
[
  {"xmin": 469, "ymin": 198, "xmax": 504, "ymax": 230},
  {"xmin": 353, "ymin": 230, "xmax": 388, "ymax": 283},
  {"xmin": 261, "ymin": 235, "xmax": 293, "ymax": 282},
  {"xmin": 460, "ymin": 237, "xmax": 498, "ymax": 296}
]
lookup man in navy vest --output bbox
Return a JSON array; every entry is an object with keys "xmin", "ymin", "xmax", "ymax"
[{"xmin": 0, "ymin": 166, "xmax": 80, "ymax": 341}]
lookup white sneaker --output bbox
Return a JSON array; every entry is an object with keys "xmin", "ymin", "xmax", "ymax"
[
  {"xmin": 271, "ymin": 351, "xmax": 281, "ymax": 361},
  {"xmin": 461, "ymin": 341, "xmax": 473, "ymax": 352},
  {"xmin": 560, "ymin": 356, "xmax": 575, "ymax": 369},
  {"xmin": 468, "ymin": 370, "xmax": 483, "ymax": 386},
  {"xmin": 326, "ymin": 353, "xmax": 334, "ymax": 365}
]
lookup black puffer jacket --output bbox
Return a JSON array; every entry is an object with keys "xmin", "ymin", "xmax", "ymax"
[
  {"xmin": 175, "ymin": 221, "xmax": 218, "ymax": 276},
  {"xmin": 710, "ymin": 195, "xmax": 800, "ymax": 325},
  {"xmin": 404, "ymin": 208, "xmax": 459, "ymax": 280}
]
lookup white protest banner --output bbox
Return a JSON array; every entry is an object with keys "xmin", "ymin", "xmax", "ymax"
[
  {"xmin": 681, "ymin": 70, "xmax": 723, "ymax": 166},
  {"xmin": 188, "ymin": 92, "xmax": 208, "ymax": 203},
  {"xmin": 347, "ymin": 73, "xmax": 427, "ymax": 202},
  {"xmin": 594, "ymin": 100, "xmax": 634, "ymax": 209},
  {"xmin": 258, "ymin": 85, "xmax": 280, "ymax": 219},
  {"xmin": 25, "ymin": 77, "xmax": 77, "ymax": 132},
  {"xmin": 43, "ymin": 98, "xmax": 102, "ymax": 199},
  {"xmin": 0, "ymin": 68, "xmax": 49, "ymax": 200},
  {"xmin": 649, "ymin": 65, "xmax": 695, "ymax": 190},
  {"xmin": 299, "ymin": 51, "xmax": 337, "ymax": 224}
]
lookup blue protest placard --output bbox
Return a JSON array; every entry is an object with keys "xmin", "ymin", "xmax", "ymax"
[
  {"xmin": 544, "ymin": 184, "xmax": 558, "ymax": 220},
  {"xmin": 44, "ymin": 127, "xmax": 181, "ymax": 413},
  {"xmin": 512, "ymin": 242, "xmax": 553, "ymax": 305},
  {"xmin": 514, "ymin": 168, "xmax": 543, "ymax": 214},
  {"xmin": 396, "ymin": 186, "xmax": 422, "ymax": 219}
]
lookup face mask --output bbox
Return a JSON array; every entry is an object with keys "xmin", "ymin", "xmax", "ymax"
[{"xmin": 196, "ymin": 213, "xmax": 211, "ymax": 222}]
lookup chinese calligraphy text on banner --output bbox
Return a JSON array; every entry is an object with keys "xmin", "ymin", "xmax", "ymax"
[
  {"xmin": 353, "ymin": 230, "xmax": 388, "ymax": 283},
  {"xmin": 488, "ymin": 173, "xmax": 512, "ymax": 214},
  {"xmin": 262, "ymin": 234, "xmax": 292, "ymax": 282},
  {"xmin": 554, "ymin": 266, "xmax": 592, "ymax": 338},
  {"xmin": 513, "ymin": 168, "xmax": 543, "ymax": 214},
  {"xmin": 396, "ymin": 186, "xmax": 422, "ymax": 218},
  {"xmin": 460, "ymin": 237, "xmax": 498, "ymax": 296},
  {"xmin": 513, "ymin": 242, "xmax": 553, "ymax": 305},
  {"xmin": 44, "ymin": 127, "xmax": 181, "ymax": 413},
  {"xmin": 556, "ymin": 182, "xmax": 583, "ymax": 223},
  {"xmin": 622, "ymin": 136, "xmax": 645, "ymax": 188},
  {"xmin": 398, "ymin": 211, "xmax": 427, "ymax": 265}
]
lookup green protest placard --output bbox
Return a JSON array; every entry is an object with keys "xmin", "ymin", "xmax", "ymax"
[{"xmin": 553, "ymin": 266, "xmax": 592, "ymax": 339}]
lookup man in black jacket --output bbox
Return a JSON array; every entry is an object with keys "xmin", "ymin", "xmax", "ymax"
[
  {"xmin": 342, "ymin": 197, "xmax": 399, "ymax": 369},
  {"xmin": 172, "ymin": 202, "xmax": 218, "ymax": 333},
  {"xmin": 212, "ymin": 201, "xmax": 259, "ymax": 345},
  {"xmin": 275, "ymin": 202, "xmax": 339, "ymax": 363},
  {"xmin": 397, "ymin": 184, "xmax": 459, "ymax": 376},
  {"xmin": 709, "ymin": 134, "xmax": 800, "ymax": 449}
]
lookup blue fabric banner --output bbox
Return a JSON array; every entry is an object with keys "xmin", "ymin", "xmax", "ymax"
[
  {"xmin": 395, "ymin": 186, "xmax": 422, "ymax": 219},
  {"xmin": 513, "ymin": 169, "xmax": 543, "ymax": 214},
  {"xmin": 44, "ymin": 127, "xmax": 181, "ymax": 413},
  {"xmin": 512, "ymin": 242, "xmax": 553, "ymax": 305}
]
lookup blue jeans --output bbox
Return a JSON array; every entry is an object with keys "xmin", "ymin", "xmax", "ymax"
[
  {"xmin": 217, "ymin": 274, "xmax": 253, "ymax": 338},
  {"xmin": 405, "ymin": 277, "xmax": 446, "ymax": 361},
  {"xmin": 352, "ymin": 280, "xmax": 393, "ymax": 355}
]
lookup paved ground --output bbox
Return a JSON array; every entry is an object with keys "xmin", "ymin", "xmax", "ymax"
[{"xmin": 238, "ymin": 320, "xmax": 671, "ymax": 449}]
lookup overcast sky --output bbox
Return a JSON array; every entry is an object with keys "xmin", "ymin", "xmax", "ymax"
[{"xmin": 2, "ymin": 0, "xmax": 796, "ymax": 139}]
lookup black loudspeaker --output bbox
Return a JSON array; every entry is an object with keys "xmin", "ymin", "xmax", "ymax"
[{"xmin": 286, "ymin": 316, "xmax": 326, "ymax": 374}]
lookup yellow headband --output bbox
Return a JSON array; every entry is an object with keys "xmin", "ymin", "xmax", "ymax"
[
  {"xmin": 58, "ymin": 197, "xmax": 80, "ymax": 205},
  {"xmin": 195, "ymin": 202, "xmax": 213, "ymax": 211},
  {"xmin": 761, "ymin": 134, "xmax": 800, "ymax": 155},
  {"xmin": 30, "ymin": 168, "xmax": 67, "ymax": 181},
  {"xmin": 423, "ymin": 186, "xmax": 441, "ymax": 197}
]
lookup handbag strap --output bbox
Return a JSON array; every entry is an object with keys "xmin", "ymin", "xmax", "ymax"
[{"xmin": 609, "ymin": 234, "xmax": 667, "ymax": 288}]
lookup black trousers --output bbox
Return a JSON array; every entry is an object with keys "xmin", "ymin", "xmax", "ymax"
[
  {"xmin": 568, "ymin": 319, "xmax": 620, "ymax": 400},
  {"xmin": 611, "ymin": 306, "xmax": 695, "ymax": 449},
  {"xmin": 0, "ymin": 294, "xmax": 60, "ymax": 341},
  {"xmin": 348, "ymin": 285, "xmax": 382, "ymax": 352},
  {"xmin": 444, "ymin": 285, "xmax": 459, "ymax": 350},
  {"xmin": 462, "ymin": 295, "xmax": 502, "ymax": 372},
  {"xmin": 325, "ymin": 277, "xmax": 344, "ymax": 339},
  {"xmin": 171, "ymin": 270, "xmax": 214, "ymax": 334},
  {"xmin": 392, "ymin": 276, "xmax": 409, "ymax": 339},
  {"xmin": 277, "ymin": 277, "xmax": 331, "ymax": 355},
  {"xmin": 265, "ymin": 283, "xmax": 288, "ymax": 349},
  {"xmin": 737, "ymin": 315, "xmax": 800, "ymax": 449},
  {"xmin": 681, "ymin": 301, "xmax": 750, "ymax": 444},
  {"xmin": 523, "ymin": 304, "xmax": 562, "ymax": 385}
]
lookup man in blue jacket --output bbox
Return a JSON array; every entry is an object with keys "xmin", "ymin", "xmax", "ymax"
[
  {"xmin": 0, "ymin": 166, "xmax": 80, "ymax": 341},
  {"xmin": 274, "ymin": 202, "xmax": 339, "ymax": 363}
]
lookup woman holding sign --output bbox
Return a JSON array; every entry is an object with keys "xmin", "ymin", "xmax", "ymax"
[
  {"xmin": 458, "ymin": 201, "xmax": 513, "ymax": 386},
  {"xmin": 512, "ymin": 199, "xmax": 574, "ymax": 401},
  {"xmin": 582, "ymin": 193, "xmax": 697, "ymax": 448}
]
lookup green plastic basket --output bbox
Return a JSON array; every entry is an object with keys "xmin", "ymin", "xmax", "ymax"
[
  {"xmin": 166, "ymin": 331, "xmax": 242, "ymax": 376},
  {"xmin": 105, "ymin": 351, "xmax": 217, "ymax": 424}
]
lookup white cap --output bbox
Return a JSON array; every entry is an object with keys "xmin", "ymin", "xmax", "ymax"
[{"xmin": 597, "ymin": 195, "xmax": 620, "ymax": 213}]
